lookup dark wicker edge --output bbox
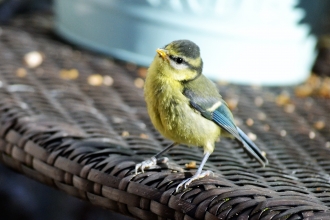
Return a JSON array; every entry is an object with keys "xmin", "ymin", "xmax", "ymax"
[{"xmin": 0, "ymin": 112, "xmax": 329, "ymax": 220}]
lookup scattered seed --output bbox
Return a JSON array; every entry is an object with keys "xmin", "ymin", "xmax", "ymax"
[
  {"xmin": 24, "ymin": 51, "xmax": 43, "ymax": 68},
  {"xmin": 134, "ymin": 78, "xmax": 144, "ymax": 88},
  {"xmin": 314, "ymin": 121, "xmax": 325, "ymax": 130},
  {"xmin": 103, "ymin": 75, "xmax": 114, "ymax": 86},
  {"xmin": 280, "ymin": 130, "xmax": 287, "ymax": 137},
  {"xmin": 138, "ymin": 67, "xmax": 148, "ymax": 78},
  {"xmin": 226, "ymin": 98, "xmax": 238, "ymax": 110},
  {"xmin": 247, "ymin": 132, "xmax": 257, "ymax": 141},
  {"xmin": 122, "ymin": 131, "xmax": 129, "ymax": 137},
  {"xmin": 284, "ymin": 104, "xmax": 295, "ymax": 113},
  {"xmin": 263, "ymin": 124, "xmax": 270, "ymax": 131},
  {"xmin": 112, "ymin": 117, "xmax": 124, "ymax": 124},
  {"xmin": 257, "ymin": 112, "xmax": 266, "ymax": 120},
  {"xmin": 246, "ymin": 118, "xmax": 254, "ymax": 126},
  {"xmin": 16, "ymin": 68, "xmax": 27, "ymax": 77},
  {"xmin": 88, "ymin": 74, "xmax": 103, "ymax": 86},
  {"xmin": 326, "ymin": 142, "xmax": 330, "ymax": 148},
  {"xmin": 276, "ymin": 93, "xmax": 290, "ymax": 106},
  {"xmin": 309, "ymin": 131, "xmax": 316, "ymax": 139},
  {"xmin": 185, "ymin": 161, "xmax": 196, "ymax": 169},
  {"xmin": 140, "ymin": 133, "xmax": 149, "ymax": 139},
  {"xmin": 254, "ymin": 96, "xmax": 264, "ymax": 107},
  {"xmin": 60, "ymin": 69, "xmax": 79, "ymax": 80}
]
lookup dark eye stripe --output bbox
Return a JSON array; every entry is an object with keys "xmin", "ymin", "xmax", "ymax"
[{"xmin": 168, "ymin": 55, "xmax": 203, "ymax": 78}]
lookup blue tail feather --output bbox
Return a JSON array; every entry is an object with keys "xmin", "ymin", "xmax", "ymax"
[{"xmin": 237, "ymin": 127, "xmax": 268, "ymax": 166}]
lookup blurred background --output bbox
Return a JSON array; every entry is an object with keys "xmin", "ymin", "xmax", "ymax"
[
  {"xmin": 52, "ymin": 0, "xmax": 329, "ymax": 85},
  {"xmin": 0, "ymin": 0, "xmax": 330, "ymax": 219}
]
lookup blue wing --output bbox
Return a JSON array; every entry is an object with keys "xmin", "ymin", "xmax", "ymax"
[{"xmin": 184, "ymin": 85, "xmax": 268, "ymax": 166}]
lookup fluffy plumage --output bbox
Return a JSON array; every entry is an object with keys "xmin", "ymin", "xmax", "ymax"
[{"xmin": 136, "ymin": 39, "xmax": 268, "ymax": 192}]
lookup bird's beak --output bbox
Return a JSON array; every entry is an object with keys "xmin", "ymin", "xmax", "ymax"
[{"xmin": 156, "ymin": 48, "xmax": 168, "ymax": 60}]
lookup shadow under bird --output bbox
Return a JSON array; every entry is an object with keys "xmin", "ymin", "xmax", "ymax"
[{"xmin": 135, "ymin": 39, "xmax": 268, "ymax": 192}]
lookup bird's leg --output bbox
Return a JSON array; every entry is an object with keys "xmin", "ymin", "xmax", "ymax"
[
  {"xmin": 176, "ymin": 152, "xmax": 213, "ymax": 192},
  {"xmin": 135, "ymin": 142, "xmax": 177, "ymax": 174}
]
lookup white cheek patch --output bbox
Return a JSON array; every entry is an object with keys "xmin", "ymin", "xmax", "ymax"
[{"xmin": 169, "ymin": 59, "xmax": 188, "ymax": 70}]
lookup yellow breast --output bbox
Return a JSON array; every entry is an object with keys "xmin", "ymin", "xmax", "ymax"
[{"xmin": 144, "ymin": 59, "xmax": 220, "ymax": 153}]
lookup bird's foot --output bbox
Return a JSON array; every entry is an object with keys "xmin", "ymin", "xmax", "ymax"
[
  {"xmin": 175, "ymin": 170, "xmax": 214, "ymax": 192},
  {"xmin": 135, "ymin": 157, "xmax": 169, "ymax": 174}
]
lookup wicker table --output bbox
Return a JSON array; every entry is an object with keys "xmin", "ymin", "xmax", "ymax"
[{"xmin": 0, "ymin": 14, "xmax": 330, "ymax": 219}]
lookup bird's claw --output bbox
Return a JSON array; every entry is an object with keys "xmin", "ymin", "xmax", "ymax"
[
  {"xmin": 175, "ymin": 170, "xmax": 214, "ymax": 192},
  {"xmin": 135, "ymin": 157, "xmax": 157, "ymax": 174},
  {"xmin": 135, "ymin": 157, "xmax": 169, "ymax": 174}
]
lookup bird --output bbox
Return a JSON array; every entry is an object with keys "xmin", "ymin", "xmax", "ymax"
[{"xmin": 135, "ymin": 39, "xmax": 268, "ymax": 192}]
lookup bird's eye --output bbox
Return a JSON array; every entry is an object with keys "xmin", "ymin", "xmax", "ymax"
[
  {"xmin": 168, "ymin": 55, "xmax": 188, "ymax": 70},
  {"xmin": 169, "ymin": 55, "xmax": 184, "ymax": 64},
  {"xmin": 176, "ymin": 57, "xmax": 183, "ymax": 64}
]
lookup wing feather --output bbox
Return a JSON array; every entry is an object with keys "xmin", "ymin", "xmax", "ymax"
[{"xmin": 183, "ymin": 81, "xmax": 268, "ymax": 166}]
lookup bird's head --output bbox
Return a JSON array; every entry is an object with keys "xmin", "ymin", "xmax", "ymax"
[{"xmin": 154, "ymin": 40, "xmax": 203, "ymax": 82}]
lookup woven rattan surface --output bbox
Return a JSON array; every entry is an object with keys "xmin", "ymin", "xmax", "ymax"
[{"xmin": 1, "ymin": 14, "xmax": 330, "ymax": 219}]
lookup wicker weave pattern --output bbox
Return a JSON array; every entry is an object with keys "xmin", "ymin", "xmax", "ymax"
[{"xmin": 0, "ymin": 15, "xmax": 330, "ymax": 219}]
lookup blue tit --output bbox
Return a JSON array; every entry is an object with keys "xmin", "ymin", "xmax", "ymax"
[{"xmin": 135, "ymin": 39, "xmax": 268, "ymax": 192}]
